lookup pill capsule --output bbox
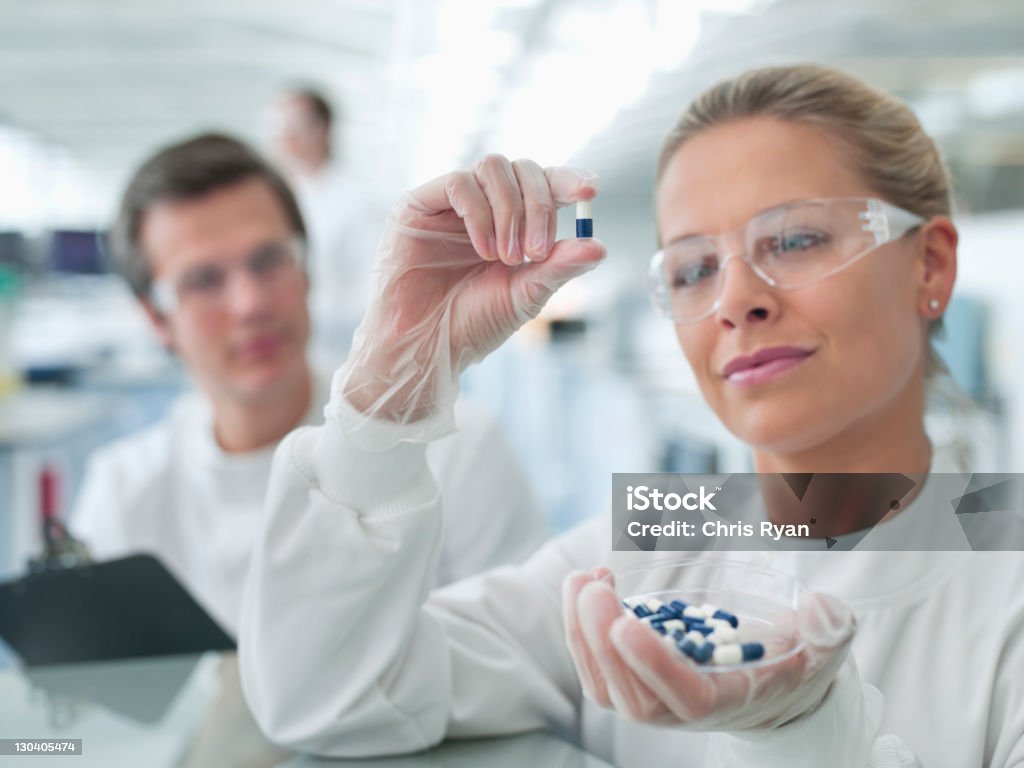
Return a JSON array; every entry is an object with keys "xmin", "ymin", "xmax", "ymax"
[
  {"xmin": 685, "ymin": 620, "xmax": 714, "ymax": 636},
  {"xmin": 679, "ymin": 638, "xmax": 698, "ymax": 658},
  {"xmin": 669, "ymin": 599, "xmax": 688, "ymax": 615},
  {"xmin": 698, "ymin": 602, "xmax": 720, "ymax": 618},
  {"xmin": 705, "ymin": 617, "xmax": 734, "ymax": 632},
  {"xmin": 711, "ymin": 609, "xmax": 739, "ymax": 628},
  {"xmin": 706, "ymin": 627, "xmax": 738, "ymax": 645},
  {"xmin": 643, "ymin": 618, "xmax": 667, "ymax": 634},
  {"xmin": 711, "ymin": 642, "xmax": 765, "ymax": 665},
  {"xmin": 692, "ymin": 642, "xmax": 714, "ymax": 663},
  {"xmin": 654, "ymin": 606, "xmax": 679, "ymax": 622},
  {"xmin": 576, "ymin": 200, "xmax": 593, "ymax": 238},
  {"xmin": 682, "ymin": 605, "xmax": 706, "ymax": 620},
  {"xmin": 668, "ymin": 628, "xmax": 687, "ymax": 643},
  {"xmin": 682, "ymin": 630, "xmax": 705, "ymax": 645},
  {"xmin": 644, "ymin": 598, "xmax": 665, "ymax": 613},
  {"xmin": 633, "ymin": 604, "xmax": 653, "ymax": 619},
  {"xmin": 711, "ymin": 644, "xmax": 741, "ymax": 665},
  {"xmin": 660, "ymin": 619, "xmax": 686, "ymax": 634},
  {"xmin": 741, "ymin": 643, "xmax": 765, "ymax": 661}
]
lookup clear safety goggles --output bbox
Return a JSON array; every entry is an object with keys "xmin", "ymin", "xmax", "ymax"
[
  {"xmin": 647, "ymin": 197, "xmax": 925, "ymax": 324},
  {"xmin": 150, "ymin": 237, "xmax": 305, "ymax": 314}
]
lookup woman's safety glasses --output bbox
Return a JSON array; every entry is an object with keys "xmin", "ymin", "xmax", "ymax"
[{"xmin": 647, "ymin": 197, "xmax": 925, "ymax": 324}]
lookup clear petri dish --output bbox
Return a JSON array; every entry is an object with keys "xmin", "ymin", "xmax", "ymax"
[{"xmin": 614, "ymin": 557, "xmax": 806, "ymax": 673}]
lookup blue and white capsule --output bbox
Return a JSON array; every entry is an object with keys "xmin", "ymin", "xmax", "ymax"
[
  {"xmin": 576, "ymin": 200, "xmax": 593, "ymax": 238},
  {"xmin": 693, "ymin": 602, "xmax": 739, "ymax": 628},
  {"xmin": 659, "ymin": 619, "xmax": 686, "ymax": 635},
  {"xmin": 705, "ymin": 626, "xmax": 739, "ymax": 645},
  {"xmin": 679, "ymin": 638, "xmax": 698, "ymax": 658},
  {"xmin": 645, "ymin": 617, "xmax": 668, "ymax": 635},
  {"xmin": 682, "ymin": 629, "xmax": 706, "ymax": 645},
  {"xmin": 690, "ymin": 641, "xmax": 714, "ymax": 663},
  {"xmin": 632, "ymin": 604, "xmax": 653, "ymax": 619},
  {"xmin": 705, "ymin": 617, "xmax": 735, "ymax": 633},
  {"xmin": 711, "ymin": 642, "xmax": 765, "ymax": 665},
  {"xmin": 711, "ymin": 609, "xmax": 739, "ymax": 628},
  {"xmin": 686, "ymin": 621, "xmax": 714, "ymax": 636}
]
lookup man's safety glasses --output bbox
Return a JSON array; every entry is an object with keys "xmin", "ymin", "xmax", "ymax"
[{"xmin": 150, "ymin": 238, "xmax": 305, "ymax": 314}]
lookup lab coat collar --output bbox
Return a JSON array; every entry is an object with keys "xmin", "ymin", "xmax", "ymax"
[{"xmin": 190, "ymin": 364, "xmax": 332, "ymax": 469}]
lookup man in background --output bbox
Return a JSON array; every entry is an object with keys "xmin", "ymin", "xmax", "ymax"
[
  {"xmin": 71, "ymin": 133, "xmax": 546, "ymax": 635},
  {"xmin": 270, "ymin": 86, "xmax": 378, "ymax": 363}
]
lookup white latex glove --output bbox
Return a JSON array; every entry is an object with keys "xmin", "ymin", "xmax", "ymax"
[
  {"xmin": 561, "ymin": 568, "xmax": 856, "ymax": 730},
  {"xmin": 332, "ymin": 155, "xmax": 605, "ymax": 450}
]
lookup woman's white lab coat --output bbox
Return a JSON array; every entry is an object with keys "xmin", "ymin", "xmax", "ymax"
[{"xmin": 239, "ymin": 396, "xmax": 1024, "ymax": 767}]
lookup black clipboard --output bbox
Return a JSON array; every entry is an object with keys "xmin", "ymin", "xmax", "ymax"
[{"xmin": 0, "ymin": 554, "xmax": 235, "ymax": 666}]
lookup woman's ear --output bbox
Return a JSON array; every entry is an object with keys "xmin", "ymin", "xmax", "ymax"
[
  {"xmin": 917, "ymin": 216, "xmax": 958, "ymax": 318},
  {"xmin": 140, "ymin": 298, "xmax": 176, "ymax": 351}
]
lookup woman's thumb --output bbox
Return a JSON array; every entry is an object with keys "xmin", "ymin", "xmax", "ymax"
[{"xmin": 511, "ymin": 238, "xmax": 606, "ymax": 323}]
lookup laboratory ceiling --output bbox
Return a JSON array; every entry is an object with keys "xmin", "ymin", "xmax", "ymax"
[{"xmin": 1, "ymin": 0, "xmax": 1023, "ymax": 213}]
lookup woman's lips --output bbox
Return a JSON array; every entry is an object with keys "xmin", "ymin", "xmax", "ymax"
[{"xmin": 722, "ymin": 347, "xmax": 815, "ymax": 387}]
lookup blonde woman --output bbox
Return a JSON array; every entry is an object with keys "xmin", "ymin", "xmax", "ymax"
[{"xmin": 239, "ymin": 66, "xmax": 1024, "ymax": 766}]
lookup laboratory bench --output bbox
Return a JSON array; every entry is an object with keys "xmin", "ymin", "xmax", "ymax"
[{"xmin": 0, "ymin": 652, "xmax": 612, "ymax": 767}]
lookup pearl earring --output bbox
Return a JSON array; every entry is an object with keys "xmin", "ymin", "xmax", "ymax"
[{"xmin": 929, "ymin": 299, "xmax": 940, "ymax": 311}]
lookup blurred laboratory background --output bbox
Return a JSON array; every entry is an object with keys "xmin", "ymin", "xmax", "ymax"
[{"xmin": 1, "ymin": 0, "xmax": 1022, "ymax": 581}]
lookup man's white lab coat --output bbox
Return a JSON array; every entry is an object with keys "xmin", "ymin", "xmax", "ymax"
[{"xmin": 71, "ymin": 374, "xmax": 546, "ymax": 635}]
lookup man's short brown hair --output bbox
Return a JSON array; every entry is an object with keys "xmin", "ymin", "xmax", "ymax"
[{"xmin": 110, "ymin": 132, "xmax": 306, "ymax": 298}]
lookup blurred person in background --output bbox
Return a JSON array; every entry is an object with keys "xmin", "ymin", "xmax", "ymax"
[
  {"xmin": 70, "ymin": 133, "xmax": 545, "ymax": 636},
  {"xmin": 270, "ymin": 86, "xmax": 380, "ymax": 364}
]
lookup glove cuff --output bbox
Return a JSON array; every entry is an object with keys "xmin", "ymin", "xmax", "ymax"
[
  {"xmin": 326, "ymin": 365, "xmax": 456, "ymax": 452},
  {"xmin": 717, "ymin": 659, "xmax": 883, "ymax": 768}
]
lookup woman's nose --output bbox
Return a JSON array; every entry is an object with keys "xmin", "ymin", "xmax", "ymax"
[{"xmin": 713, "ymin": 254, "xmax": 779, "ymax": 329}]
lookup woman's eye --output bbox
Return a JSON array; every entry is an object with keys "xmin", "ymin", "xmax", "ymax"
[
  {"xmin": 765, "ymin": 230, "xmax": 828, "ymax": 255},
  {"xmin": 672, "ymin": 257, "xmax": 717, "ymax": 288}
]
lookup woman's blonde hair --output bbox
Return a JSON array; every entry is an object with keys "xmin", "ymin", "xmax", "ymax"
[
  {"xmin": 657, "ymin": 64, "xmax": 978, "ymax": 468},
  {"xmin": 657, "ymin": 63, "xmax": 953, "ymax": 380}
]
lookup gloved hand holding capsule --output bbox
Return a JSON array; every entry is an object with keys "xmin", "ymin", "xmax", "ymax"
[{"xmin": 332, "ymin": 155, "xmax": 604, "ymax": 449}]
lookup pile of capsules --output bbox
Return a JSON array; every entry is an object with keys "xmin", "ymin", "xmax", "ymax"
[{"xmin": 622, "ymin": 596, "xmax": 765, "ymax": 666}]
